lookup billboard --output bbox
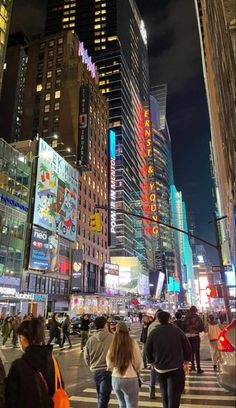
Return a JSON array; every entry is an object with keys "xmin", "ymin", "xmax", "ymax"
[
  {"xmin": 138, "ymin": 274, "xmax": 150, "ymax": 296},
  {"xmin": 34, "ymin": 138, "xmax": 78, "ymax": 242},
  {"xmin": 156, "ymin": 271, "xmax": 165, "ymax": 298},
  {"xmin": 29, "ymin": 226, "xmax": 59, "ymax": 272},
  {"xmin": 71, "ymin": 249, "xmax": 83, "ymax": 292},
  {"xmin": 77, "ymin": 85, "xmax": 90, "ymax": 169},
  {"xmin": 104, "ymin": 263, "xmax": 119, "ymax": 295},
  {"xmin": 108, "ymin": 129, "xmax": 116, "ymax": 247}
]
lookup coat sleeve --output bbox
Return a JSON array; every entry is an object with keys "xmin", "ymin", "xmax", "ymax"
[
  {"xmin": 0, "ymin": 359, "xmax": 6, "ymax": 408},
  {"xmin": 83, "ymin": 341, "xmax": 91, "ymax": 368},
  {"xmin": 5, "ymin": 362, "xmax": 20, "ymax": 408},
  {"xmin": 180, "ymin": 331, "xmax": 192, "ymax": 361},
  {"xmin": 145, "ymin": 332, "xmax": 155, "ymax": 364}
]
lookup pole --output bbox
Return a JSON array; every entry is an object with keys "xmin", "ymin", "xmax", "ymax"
[{"xmin": 213, "ymin": 214, "xmax": 232, "ymax": 323}]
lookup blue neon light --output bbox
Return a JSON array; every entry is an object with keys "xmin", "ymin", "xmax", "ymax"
[{"xmin": 109, "ymin": 130, "xmax": 116, "ymax": 160}]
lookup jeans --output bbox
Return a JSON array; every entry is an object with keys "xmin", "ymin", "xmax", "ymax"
[
  {"xmin": 209, "ymin": 340, "xmax": 219, "ymax": 365},
  {"xmin": 112, "ymin": 376, "xmax": 139, "ymax": 408},
  {"xmin": 158, "ymin": 368, "xmax": 185, "ymax": 408},
  {"xmin": 93, "ymin": 370, "xmax": 112, "ymax": 408},
  {"xmin": 150, "ymin": 368, "xmax": 157, "ymax": 387},
  {"xmin": 81, "ymin": 330, "xmax": 89, "ymax": 349},
  {"xmin": 188, "ymin": 336, "xmax": 201, "ymax": 370},
  {"xmin": 12, "ymin": 330, "xmax": 18, "ymax": 346},
  {"xmin": 62, "ymin": 331, "xmax": 72, "ymax": 346}
]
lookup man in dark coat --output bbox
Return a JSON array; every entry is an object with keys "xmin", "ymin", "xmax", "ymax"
[
  {"xmin": 47, "ymin": 313, "xmax": 62, "ymax": 348},
  {"xmin": 184, "ymin": 306, "xmax": 205, "ymax": 373}
]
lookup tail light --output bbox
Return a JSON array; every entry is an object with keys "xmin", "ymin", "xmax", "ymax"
[{"xmin": 218, "ymin": 324, "xmax": 235, "ymax": 352}]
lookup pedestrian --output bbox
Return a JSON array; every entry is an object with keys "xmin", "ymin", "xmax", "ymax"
[
  {"xmin": 62, "ymin": 314, "xmax": 72, "ymax": 348},
  {"xmin": 138, "ymin": 311, "xmax": 143, "ymax": 325},
  {"xmin": 5, "ymin": 318, "xmax": 65, "ymax": 407},
  {"xmin": 80, "ymin": 314, "xmax": 90, "ymax": 351},
  {"xmin": 12, "ymin": 316, "xmax": 21, "ymax": 347},
  {"xmin": 107, "ymin": 322, "xmax": 143, "ymax": 408},
  {"xmin": 207, "ymin": 314, "xmax": 221, "ymax": 370},
  {"xmin": 145, "ymin": 310, "xmax": 191, "ymax": 408},
  {"xmin": 173, "ymin": 311, "xmax": 184, "ymax": 332},
  {"xmin": 140, "ymin": 315, "xmax": 150, "ymax": 368},
  {"xmin": 1, "ymin": 317, "xmax": 12, "ymax": 346},
  {"xmin": 0, "ymin": 349, "xmax": 6, "ymax": 408},
  {"xmin": 84, "ymin": 316, "xmax": 113, "ymax": 408},
  {"xmin": 183, "ymin": 305, "xmax": 205, "ymax": 373},
  {"xmin": 47, "ymin": 313, "xmax": 62, "ymax": 348},
  {"xmin": 147, "ymin": 309, "xmax": 162, "ymax": 399}
]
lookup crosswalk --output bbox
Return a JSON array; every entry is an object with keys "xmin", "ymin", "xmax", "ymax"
[
  {"xmin": 69, "ymin": 361, "xmax": 235, "ymax": 407},
  {"xmin": 1, "ymin": 336, "xmax": 81, "ymax": 355}
]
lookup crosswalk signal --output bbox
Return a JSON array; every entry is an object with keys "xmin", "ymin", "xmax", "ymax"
[
  {"xmin": 206, "ymin": 285, "xmax": 217, "ymax": 298},
  {"xmin": 90, "ymin": 213, "xmax": 101, "ymax": 233}
]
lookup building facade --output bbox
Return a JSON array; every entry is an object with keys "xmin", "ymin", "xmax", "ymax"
[
  {"xmin": 195, "ymin": 0, "xmax": 236, "ymax": 268},
  {"xmin": 45, "ymin": 0, "xmax": 150, "ymax": 267},
  {"xmin": 0, "ymin": 138, "xmax": 32, "ymax": 315},
  {"xmin": 0, "ymin": 0, "xmax": 12, "ymax": 94}
]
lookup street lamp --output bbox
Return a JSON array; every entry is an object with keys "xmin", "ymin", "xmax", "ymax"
[
  {"xmin": 44, "ymin": 134, "xmax": 58, "ymax": 140},
  {"xmin": 57, "ymin": 147, "xmax": 71, "ymax": 153}
]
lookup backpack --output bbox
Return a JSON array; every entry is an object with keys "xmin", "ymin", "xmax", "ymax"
[{"xmin": 52, "ymin": 355, "xmax": 70, "ymax": 408}]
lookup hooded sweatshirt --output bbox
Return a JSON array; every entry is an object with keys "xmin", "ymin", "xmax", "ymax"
[
  {"xmin": 6, "ymin": 345, "xmax": 56, "ymax": 408},
  {"xmin": 208, "ymin": 321, "xmax": 221, "ymax": 341},
  {"xmin": 84, "ymin": 328, "xmax": 113, "ymax": 371}
]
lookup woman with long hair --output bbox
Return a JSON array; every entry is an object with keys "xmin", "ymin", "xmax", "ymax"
[
  {"xmin": 6, "ymin": 318, "xmax": 64, "ymax": 408},
  {"xmin": 107, "ymin": 322, "xmax": 143, "ymax": 408}
]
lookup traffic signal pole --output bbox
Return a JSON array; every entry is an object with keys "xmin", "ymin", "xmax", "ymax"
[{"xmin": 95, "ymin": 206, "xmax": 232, "ymax": 323}]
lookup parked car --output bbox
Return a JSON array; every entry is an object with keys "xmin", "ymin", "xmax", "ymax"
[
  {"xmin": 217, "ymin": 319, "xmax": 236, "ymax": 394},
  {"xmin": 70, "ymin": 315, "xmax": 82, "ymax": 335},
  {"xmin": 110, "ymin": 315, "xmax": 132, "ymax": 332}
]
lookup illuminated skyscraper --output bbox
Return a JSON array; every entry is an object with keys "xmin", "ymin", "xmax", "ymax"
[
  {"xmin": 45, "ymin": 0, "xmax": 150, "ymax": 264},
  {"xmin": 0, "ymin": 0, "xmax": 12, "ymax": 94}
]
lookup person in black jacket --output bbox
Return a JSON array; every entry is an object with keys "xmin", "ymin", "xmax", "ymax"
[
  {"xmin": 140, "ymin": 315, "xmax": 150, "ymax": 368},
  {"xmin": 183, "ymin": 306, "xmax": 205, "ymax": 373},
  {"xmin": 173, "ymin": 311, "xmax": 184, "ymax": 332},
  {"xmin": 0, "ymin": 350, "xmax": 6, "ymax": 408},
  {"xmin": 47, "ymin": 313, "xmax": 62, "ymax": 348},
  {"xmin": 5, "ymin": 318, "xmax": 64, "ymax": 408},
  {"xmin": 145, "ymin": 311, "xmax": 191, "ymax": 408},
  {"xmin": 80, "ymin": 314, "xmax": 90, "ymax": 351}
]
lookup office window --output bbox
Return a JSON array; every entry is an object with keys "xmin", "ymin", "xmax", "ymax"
[
  {"xmin": 58, "ymin": 38, "xmax": 63, "ymax": 44},
  {"xmin": 47, "ymin": 71, "xmax": 52, "ymax": 78},
  {"xmin": 54, "ymin": 102, "xmax": 60, "ymax": 111},
  {"xmin": 44, "ymin": 105, "xmax": 50, "ymax": 113},
  {"xmin": 36, "ymin": 84, "xmax": 42, "ymax": 92},
  {"xmin": 55, "ymin": 90, "xmax": 61, "ymax": 99},
  {"xmin": 48, "ymin": 50, "xmax": 54, "ymax": 57},
  {"xmin": 46, "ymin": 82, "xmax": 51, "ymax": 90},
  {"xmin": 49, "ymin": 40, "xmax": 55, "ymax": 47},
  {"xmin": 45, "ymin": 94, "xmax": 51, "ymax": 101}
]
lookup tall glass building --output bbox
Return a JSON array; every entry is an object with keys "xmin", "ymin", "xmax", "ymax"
[
  {"xmin": 45, "ymin": 0, "xmax": 150, "ymax": 262},
  {"xmin": 0, "ymin": 0, "xmax": 12, "ymax": 94}
]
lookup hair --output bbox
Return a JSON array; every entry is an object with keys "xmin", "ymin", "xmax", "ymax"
[
  {"xmin": 108, "ymin": 322, "xmax": 133, "ymax": 375},
  {"xmin": 17, "ymin": 318, "xmax": 45, "ymax": 345},
  {"xmin": 94, "ymin": 316, "xmax": 107, "ymax": 330},
  {"xmin": 175, "ymin": 311, "xmax": 182, "ymax": 320},
  {"xmin": 157, "ymin": 311, "xmax": 170, "ymax": 325},
  {"xmin": 190, "ymin": 306, "xmax": 198, "ymax": 314}
]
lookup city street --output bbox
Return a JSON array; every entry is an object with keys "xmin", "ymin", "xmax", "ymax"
[{"xmin": 1, "ymin": 323, "xmax": 235, "ymax": 408}]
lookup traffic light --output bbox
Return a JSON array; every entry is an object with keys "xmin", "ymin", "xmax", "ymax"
[
  {"xmin": 90, "ymin": 213, "xmax": 101, "ymax": 233},
  {"xmin": 206, "ymin": 285, "xmax": 217, "ymax": 298}
]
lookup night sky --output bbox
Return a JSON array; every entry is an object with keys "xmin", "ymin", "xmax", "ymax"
[{"xmin": 10, "ymin": 0, "xmax": 217, "ymax": 262}]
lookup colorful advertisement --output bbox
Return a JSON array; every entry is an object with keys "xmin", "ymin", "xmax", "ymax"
[
  {"xmin": 104, "ymin": 263, "xmax": 119, "ymax": 295},
  {"xmin": 34, "ymin": 138, "xmax": 78, "ymax": 242},
  {"xmin": 108, "ymin": 129, "xmax": 116, "ymax": 247},
  {"xmin": 29, "ymin": 226, "xmax": 59, "ymax": 272},
  {"xmin": 77, "ymin": 85, "xmax": 90, "ymax": 169},
  {"xmin": 156, "ymin": 271, "xmax": 165, "ymax": 298},
  {"xmin": 71, "ymin": 249, "xmax": 83, "ymax": 292},
  {"xmin": 138, "ymin": 274, "xmax": 150, "ymax": 296}
]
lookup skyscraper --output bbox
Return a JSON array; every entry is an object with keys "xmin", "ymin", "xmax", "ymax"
[
  {"xmin": 195, "ymin": 0, "xmax": 236, "ymax": 267},
  {"xmin": 45, "ymin": 0, "xmax": 150, "ymax": 263},
  {"xmin": 0, "ymin": 0, "xmax": 12, "ymax": 94}
]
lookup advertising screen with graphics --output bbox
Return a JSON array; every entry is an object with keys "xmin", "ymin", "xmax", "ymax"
[
  {"xmin": 156, "ymin": 272, "xmax": 165, "ymax": 298},
  {"xmin": 104, "ymin": 263, "xmax": 119, "ymax": 295},
  {"xmin": 71, "ymin": 249, "xmax": 83, "ymax": 292},
  {"xmin": 108, "ymin": 130, "xmax": 116, "ymax": 247},
  {"xmin": 138, "ymin": 274, "xmax": 150, "ymax": 296},
  {"xmin": 77, "ymin": 85, "xmax": 90, "ymax": 168},
  {"xmin": 33, "ymin": 139, "xmax": 78, "ymax": 242},
  {"xmin": 29, "ymin": 226, "xmax": 59, "ymax": 272}
]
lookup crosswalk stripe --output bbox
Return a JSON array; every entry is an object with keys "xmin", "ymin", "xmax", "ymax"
[
  {"xmin": 141, "ymin": 384, "xmax": 223, "ymax": 392},
  {"xmin": 82, "ymin": 388, "xmax": 235, "ymax": 401}
]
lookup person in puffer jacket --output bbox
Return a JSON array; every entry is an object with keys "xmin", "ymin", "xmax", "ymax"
[{"xmin": 184, "ymin": 306, "xmax": 205, "ymax": 373}]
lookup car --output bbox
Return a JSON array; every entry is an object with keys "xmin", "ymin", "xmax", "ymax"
[
  {"xmin": 110, "ymin": 315, "xmax": 132, "ymax": 332},
  {"xmin": 70, "ymin": 315, "xmax": 82, "ymax": 335},
  {"xmin": 217, "ymin": 319, "xmax": 236, "ymax": 394}
]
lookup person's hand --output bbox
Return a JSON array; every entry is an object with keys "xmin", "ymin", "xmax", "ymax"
[{"xmin": 183, "ymin": 361, "xmax": 190, "ymax": 375}]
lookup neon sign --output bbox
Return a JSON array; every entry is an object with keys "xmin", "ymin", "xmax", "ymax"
[
  {"xmin": 78, "ymin": 41, "xmax": 97, "ymax": 80},
  {"xmin": 108, "ymin": 130, "xmax": 116, "ymax": 246}
]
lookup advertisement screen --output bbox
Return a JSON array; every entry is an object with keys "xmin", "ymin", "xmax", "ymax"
[
  {"xmin": 104, "ymin": 263, "xmax": 119, "ymax": 295},
  {"xmin": 29, "ymin": 226, "xmax": 59, "ymax": 272},
  {"xmin": 71, "ymin": 249, "xmax": 83, "ymax": 292},
  {"xmin": 33, "ymin": 138, "xmax": 78, "ymax": 242},
  {"xmin": 138, "ymin": 274, "xmax": 150, "ymax": 296},
  {"xmin": 108, "ymin": 130, "xmax": 116, "ymax": 247},
  {"xmin": 156, "ymin": 272, "xmax": 165, "ymax": 298}
]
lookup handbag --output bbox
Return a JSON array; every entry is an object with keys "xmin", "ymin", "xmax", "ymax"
[{"xmin": 52, "ymin": 355, "xmax": 70, "ymax": 408}]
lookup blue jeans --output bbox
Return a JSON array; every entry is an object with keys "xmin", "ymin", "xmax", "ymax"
[
  {"xmin": 157, "ymin": 368, "xmax": 185, "ymax": 408},
  {"xmin": 93, "ymin": 370, "xmax": 112, "ymax": 408},
  {"xmin": 112, "ymin": 377, "xmax": 139, "ymax": 408}
]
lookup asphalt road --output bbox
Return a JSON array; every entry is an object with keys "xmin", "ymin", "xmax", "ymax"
[{"xmin": 1, "ymin": 323, "xmax": 235, "ymax": 407}]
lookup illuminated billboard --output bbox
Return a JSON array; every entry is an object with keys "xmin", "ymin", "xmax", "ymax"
[
  {"xmin": 29, "ymin": 226, "xmax": 59, "ymax": 272},
  {"xmin": 108, "ymin": 130, "xmax": 116, "ymax": 247},
  {"xmin": 156, "ymin": 271, "xmax": 165, "ymax": 298},
  {"xmin": 71, "ymin": 249, "xmax": 83, "ymax": 292},
  {"xmin": 104, "ymin": 263, "xmax": 119, "ymax": 295},
  {"xmin": 33, "ymin": 139, "xmax": 78, "ymax": 242},
  {"xmin": 77, "ymin": 85, "xmax": 90, "ymax": 169}
]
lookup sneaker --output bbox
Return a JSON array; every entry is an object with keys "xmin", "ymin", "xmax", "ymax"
[
  {"xmin": 197, "ymin": 369, "xmax": 204, "ymax": 374},
  {"xmin": 190, "ymin": 366, "xmax": 196, "ymax": 371},
  {"xmin": 213, "ymin": 365, "xmax": 217, "ymax": 371},
  {"xmin": 150, "ymin": 387, "xmax": 156, "ymax": 399}
]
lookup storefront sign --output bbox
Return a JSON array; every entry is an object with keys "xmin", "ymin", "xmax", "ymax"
[
  {"xmin": 29, "ymin": 226, "xmax": 59, "ymax": 272},
  {"xmin": 108, "ymin": 130, "xmax": 116, "ymax": 247},
  {"xmin": 0, "ymin": 287, "xmax": 16, "ymax": 296},
  {"xmin": 77, "ymin": 86, "xmax": 90, "ymax": 169},
  {"xmin": 0, "ymin": 193, "xmax": 28, "ymax": 212},
  {"xmin": 34, "ymin": 138, "xmax": 78, "ymax": 242},
  {"xmin": 71, "ymin": 249, "xmax": 83, "ymax": 292}
]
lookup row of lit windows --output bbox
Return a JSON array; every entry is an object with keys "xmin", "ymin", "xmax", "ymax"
[{"xmin": 40, "ymin": 38, "xmax": 63, "ymax": 50}]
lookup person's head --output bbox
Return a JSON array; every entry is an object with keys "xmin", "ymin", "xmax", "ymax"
[
  {"xmin": 143, "ymin": 315, "xmax": 149, "ymax": 325},
  {"xmin": 190, "ymin": 306, "xmax": 198, "ymax": 314},
  {"xmin": 94, "ymin": 316, "xmax": 107, "ymax": 330},
  {"xmin": 154, "ymin": 308, "xmax": 162, "ymax": 320},
  {"xmin": 52, "ymin": 313, "xmax": 58, "ymax": 321},
  {"xmin": 157, "ymin": 311, "xmax": 171, "ymax": 325},
  {"xmin": 109, "ymin": 322, "xmax": 133, "ymax": 375},
  {"xmin": 17, "ymin": 318, "xmax": 45, "ymax": 351},
  {"xmin": 175, "ymin": 311, "xmax": 182, "ymax": 320},
  {"xmin": 84, "ymin": 314, "xmax": 88, "ymax": 320},
  {"xmin": 208, "ymin": 314, "xmax": 216, "ymax": 324}
]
